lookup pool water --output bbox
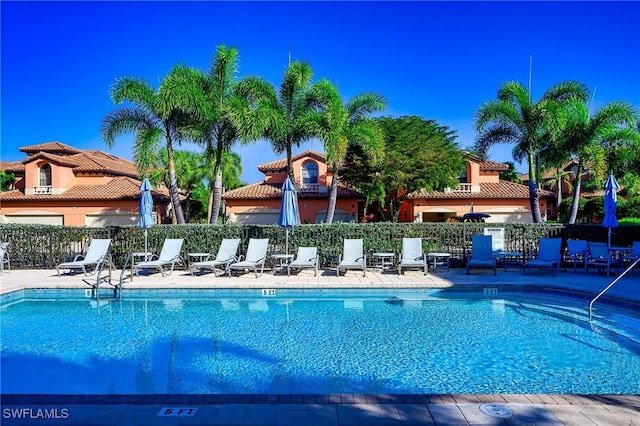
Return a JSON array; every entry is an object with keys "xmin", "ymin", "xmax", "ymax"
[{"xmin": 1, "ymin": 289, "xmax": 639, "ymax": 395}]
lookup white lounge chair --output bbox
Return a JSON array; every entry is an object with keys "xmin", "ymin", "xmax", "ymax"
[
  {"xmin": 287, "ymin": 246, "xmax": 319, "ymax": 276},
  {"xmin": 565, "ymin": 239, "xmax": 588, "ymax": 273},
  {"xmin": 133, "ymin": 238, "xmax": 184, "ymax": 277},
  {"xmin": 466, "ymin": 235, "xmax": 496, "ymax": 275},
  {"xmin": 228, "ymin": 238, "xmax": 269, "ymax": 277},
  {"xmin": 189, "ymin": 238, "xmax": 241, "ymax": 276},
  {"xmin": 398, "ymin": 238, "xmax": 427, "ymax": 275},
  {"xmin": 586, "ymin": 242, "xmax": 622, "ymax": 277},
  {"xmin": 1, "ymin": 242, "xmax": 10, "ymax": 274},
  {"xmin": 337, "ymin": 239, "xmax": 366, "ymax": 277},
  {"xmin": 523, "ymin": 238, "xmax": 562, "ymax": 277},
  {"xmin": 56, "ymin": 238, "xmax": 112, "ymax": 276}
]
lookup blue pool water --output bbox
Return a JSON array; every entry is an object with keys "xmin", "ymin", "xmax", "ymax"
[{"xmin": 1, "ymin": 288, "xmax": 639, "ymax": 395}]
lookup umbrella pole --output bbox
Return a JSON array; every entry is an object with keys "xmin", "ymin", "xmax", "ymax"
[
  {"xmin": 608, "ymin": 227, "xmax": 612, "ymax": 248},
  {"xmin": 285, "ymin": 229, "xmax": 289, "ymax": 255}
]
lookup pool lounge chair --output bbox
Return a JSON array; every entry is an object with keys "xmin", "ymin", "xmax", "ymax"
[
  {"xmin": 466, "ymin": 235, "xmax": 496, "ymax": 275},
  {"xmin": 287, "ymin": 246, "xmax": 319, "ymax": 276},
  {"xmin": 586, "ymin": 242, "xmax": 622, "ymax": 277},
  {"xmin": 189, "ymin": 238, "xmax": 241, "ymax": 276},
  {"xmin": 56, "ymin": 238, "xmax": 112, "ymax": 276},
  {"xmin": 0, "ymin": 242, "xmax": 10, "ymax": 274},
  {"xmin": 133, "ymin": 238, "xmax": 184, "ymax": 277},
  {"xmin": 337, "ymin": 239, "xmax": 366, "ymax": 277},
  {"xmin": 398, "ymin": 237, "xmax": 427, "ymax": 275},
  {"xmin": 228, "ymin": 238, "xmax": 269, "ymax": 277},
  {"xmin": 623, "ymin": 241, "xmax": 640, "ymax": 271},
  {"xmin": 523, "ymin": 238, "xmax": 562, "ymax": 277},
  {"xmin": 565, "ymin": 239, "xmax": 588, "ymax": 273}
]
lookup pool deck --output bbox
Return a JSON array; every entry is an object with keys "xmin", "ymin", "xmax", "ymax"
[{"xmin": 1, "ymin": 266, "xmax": 639, "ymax": 425}]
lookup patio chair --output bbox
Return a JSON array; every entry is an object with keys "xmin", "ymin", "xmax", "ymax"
[
  {"xmin": 133, "ymin": 238, "xmax": 184, "ymax": 277},
  {"xmin": 398, "ymin": 238, "xmax": 428, "ymax": 275},
  {"xmin": 228, "ymin": 238, "xmax": 269, "ymax": 277},
  {"xmin": 523, "ymin": 238, "xmax": 562, "ymax": 277},
  {"xmin": 56, "ymin": 238, "xmax": 112, "ymax": 276},
  {"xmin": 337, "ymin": 239, "xmax": 366, "ymax": 277},
  {"xmin": 466, "ymin": 235, "xmax": 497, "ymax": 275},
  {"xmin": 287, "ymin": 246, "xmax": 319, "ymax": 277},
  {"xmin": 586, "ymin": 242, "xmax": 622, "ymax": 277},
  {"xmin": 189, "ymin": 238, "xmax": 241, "ymax": 276},
  {"xmin": 622, "ymin": 241, "xmax": 640, "ymax": 271},
  {"xmin": 0, "ymin": 242, "xmax": 10, "ymax": 274},
  {"xmin": 565, "ymin": 239, "xmax": 588, "ymax": 273}
]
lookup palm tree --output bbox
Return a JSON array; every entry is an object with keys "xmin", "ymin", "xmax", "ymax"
[
  {"xmin": 549, "ymin": 97, "xmax": 639, "ymax": 224},
  {"xmin": 150, "ymin": 150, "xmax": 206, "ymax": 223},
  {"xmin": 101, "ymin": 65, "xmax": 205, "ymax": 224},
  {"xmin": 241, "ymin": 60, "xmax": 317, "ymax": 180},
  {"xmin": 308, "ymin": 79, "xmax": 386, "ymax": 223},
  {"xmin": 474, "ymin": 81, "xmax": 588, "ymax": 222}
]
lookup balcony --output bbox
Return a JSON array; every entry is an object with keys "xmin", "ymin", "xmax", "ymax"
[
  {"xmin": 33, "ymin": 186, "xmax": 53, "ymax": 195},
  {"xmin": 297, "ymin": 184, "xmax": 319, "ymax": 193},
  {"xmin": 444, "ymin": 183, "xmax": 473, "ymax": 193}
]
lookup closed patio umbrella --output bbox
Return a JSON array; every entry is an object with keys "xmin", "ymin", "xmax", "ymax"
[
  {"xmin": 139, "ymin": 178, "xmax": 155, "ymax": 257},
  {"xmin": 278, "ymin": 177, "xmax": 299, "ymax": 255},
  {"xmin": 602, "ymin": 173, "xmax": 619, "ymax": 247}
]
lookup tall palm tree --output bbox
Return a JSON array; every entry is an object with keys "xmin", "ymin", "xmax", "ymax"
[
  {"xmin": 474, "ymin": 81, "xmax": 588, "ymax": 222},
  {"xmin": 308, "ymin": 79, "xmax": 386, "ymax": 223},
  {"xmin": 549, "ymin": 97, "xmax": 639, "ymax": 224},
  {"xmin": 101, "ymin": 65, "xmax": 205, "ymax": 224},
  {"xmin": 239, "ymin": 60, "xmax": 316, "ymax": 180},
  {"xmin": 181, "ymin": 45, "xmax": 267, "ymax": 224}
]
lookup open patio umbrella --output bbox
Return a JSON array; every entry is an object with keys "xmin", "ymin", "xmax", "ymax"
[
  {"xmin": 602, "ymin": 173, "xmax": 619, "ymax": 247},
  {"xmin": 138, "ymin": 178, "xmax": 155, "ymax": 257},
  {"xmin": 278, "ymin": 176, "xmax": 299, "ymax": 255}
]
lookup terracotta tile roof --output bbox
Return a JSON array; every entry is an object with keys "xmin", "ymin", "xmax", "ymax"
[
  {"xmin": 18, "ymin": 149, "xmax": 138, "ymax": 178},
  {"xmin": 478, "ymin": 160, "xmax": 509, "ymax": 171},
  {"xmin": 222, "ymin": 182, "xmax": 365, "ymax": 200},
  {"xmin": 407, "ymin": 180, "xmax": 555, "ymax": 199},
  {"xmin": 463, "ymin": 152, "xmax": 509, "ymax": 171},
  {"xmin": 0, "ymin": 161, "xmax": 24, "ymax": 174},
  {"xmin": 0, "ymin": 177, "xmax": 170, "ymax": 202},
  {"xmin": 258, "ymin": 151, "xmax": 327, "ymax": 172},
  {"xmin": 19, "ymin": 141, "xmax": 83, "ymax": 156}
]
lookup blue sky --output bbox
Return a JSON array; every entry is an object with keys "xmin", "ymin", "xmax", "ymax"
[{"xmin": 2, "ymin": 1, "xmax": 639, "ymax": 184}]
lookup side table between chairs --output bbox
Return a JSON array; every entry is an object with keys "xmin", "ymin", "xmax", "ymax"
[{"xmin": 427, "ymin": 252, "xmax": 450, "ymax": 272}]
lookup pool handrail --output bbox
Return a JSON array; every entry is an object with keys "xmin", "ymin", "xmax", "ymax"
[{"xmin": 588, "ymin": 256, "xmax": 640, "ymax": 322}]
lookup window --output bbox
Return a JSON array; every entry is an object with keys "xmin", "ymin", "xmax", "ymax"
[
  {"xmin": 301, "ymin": 161, "xmax": 318, "ymax": 184},
  {"xmin": 39, "ymin": 164, "xmax": 52, "ymax": 186}
]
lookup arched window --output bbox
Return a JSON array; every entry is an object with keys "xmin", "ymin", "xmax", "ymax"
[
  {"xmin": 39, "ymin": 164, "xmax": 52, "ymax": 186},
  {"xmin": 301, "ymin": 161, "xmax": 318, "ymax": 185}
]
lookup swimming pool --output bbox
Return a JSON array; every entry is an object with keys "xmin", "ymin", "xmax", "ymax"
[{"xmin": 1, "ymin": 288, "xmax": 639, "ymax": 395}]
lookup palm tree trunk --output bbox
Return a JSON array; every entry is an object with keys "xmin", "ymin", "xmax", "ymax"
[
  {"xmin": 209, "ymin": 140, "xmax": 225, "ymax": 224},
  {"xmin": 527, "ymin": 152, "xmax": 542, "ymax": 223},
  {"xmin": 166, "ymin": 138, "xmax": 186, "ymax": 224},
  {"xmin": 210, "ymin": 174, "xmax": 223, "ymax": 224},
  {"xmin": 568, "ymin": 161, "xmax": 584, "ymax": 224},
  {"xmin": 325, "ymin": 164, "xmax": 339, "ymax": 224}
]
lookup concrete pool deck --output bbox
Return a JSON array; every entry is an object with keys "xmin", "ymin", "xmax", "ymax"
[{"xmin": 1, "ymin": 266, "xmax": 639, "ymax": 425}]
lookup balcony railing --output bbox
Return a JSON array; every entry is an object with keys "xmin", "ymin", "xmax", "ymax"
[
  {"xmin": 33, "ymin": 186, "xmax": 52, "ymax": 195},
  {"xmin": 297, "ymin": 184, "xmax": 319, "ymax": 193},
  {"xmin": 444, "ymin": 183, "xmax": 472, "ymax": 193}
]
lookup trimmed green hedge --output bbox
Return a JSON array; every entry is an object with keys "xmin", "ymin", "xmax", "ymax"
[{"xmin": 1, "ymin": 222, "xmax": 638, "ymax": 269}]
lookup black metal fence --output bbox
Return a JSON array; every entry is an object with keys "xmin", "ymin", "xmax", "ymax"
[{"xmin": 1, "ymin": 222, "xmax": 638, "ymax": 270}]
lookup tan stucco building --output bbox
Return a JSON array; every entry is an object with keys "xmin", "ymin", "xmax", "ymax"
[
  {"xmin": 401, "ymin": 155, "xmax": 555, "ymax": 223},
  {"xmin": 222, "ymin": 151, "xmax": 365, "ymax": 224},
  {"xmin": 0, "ymin": 142, "xmax": 170, "ymax": 226}
]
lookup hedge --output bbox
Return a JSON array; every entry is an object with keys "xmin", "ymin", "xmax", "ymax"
[{"xmin": 1, "ymin": 222, "xmax": 638, "ymax": 270}]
